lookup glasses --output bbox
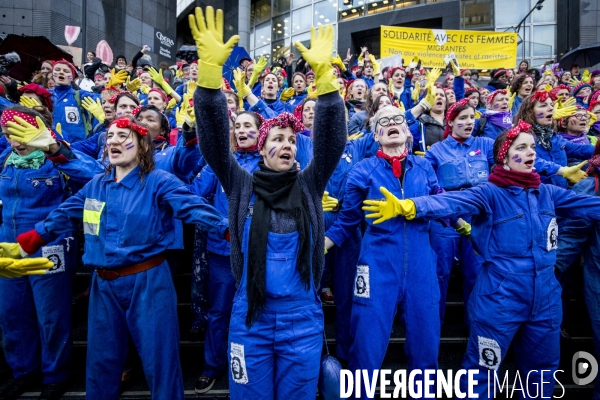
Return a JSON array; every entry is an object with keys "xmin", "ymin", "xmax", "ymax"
[
  {"xmin": 378, "ymin": 115, "xmax": 405, "ymax": 127},
  {"xmin": 573, "ymin": 113, "xmax": 591, "ymax": 121}
]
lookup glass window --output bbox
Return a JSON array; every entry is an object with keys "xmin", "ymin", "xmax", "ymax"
[
  {"xmin": 293, "ymin": 0, "xmax": 312, "ymax": 9},
  {"xmin": 314, "ymin": 0, "xmax": 337, "ymax": 25},
  {"xmin": 292, "ymin": 6, "xmax": 312, "ymax": 34},
  {"xmin": 461, "ymin": 0, "xmax": 493, "ymax": 29},
  {"xmin": 272, "ymin": 14, "xmax": 291, "ymax": 42},
  {"xmin": 495, "ymin": 0, "xmax": 528, "ymax": 27},
  {"xmin": 255, "ymin": 22, "xmax": 271, "ymax": 48},
  {"xmin": 255, "ymin": 45, "xmax": 271, "ymax": 61},
  {"xmin": 250, "ymin": 28, "xmax": 255, "ymax": 51},
  {"xmin": 271, "ymin": 39, "xmax": 291, "ymax": 60},
  {"xmin": 366, "ymin": 0, "xmax": 393, "ymax": 16},
  {"xmin": 533, "ymin": 0, "xmax": 556, "ymax": 23},
  {"xmin": 273, "ymin": 0, "xmax": 291, "ymax": 16},
  {"xmin": 291, "ymin": 32, "xmax": 311, "ymax": 65},
  {"xmin": 532, "ymin": 25, "xmax": 555, "ymax": 58},
  {"xmin": 255, "ymin": 0, "xmax": 272, "ymax": 24}
]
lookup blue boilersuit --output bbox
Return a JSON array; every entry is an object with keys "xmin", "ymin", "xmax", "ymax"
[
  {"xmin": 51, "ymin": 85, "xmax": 97, "ymax": 142},
  {"xmin": 555, "ymin": 177, "xmax": 600, "ymax": 400},
  {"xmin": 0, "ymin": 145, "xmax": 96, "ymax": 384},
  {"xmin": 412, "ymin": 182, "xmax": 600, "ymax": 399},
  {"xmin": 228, "ymin": 205, "xmax": 323, "ymax": 400},
  {"xmin": 324, "ymin": 133, "xmax": 378, "ymax": 361},
  {"xmin": 33, "ymin": 166, "xmax": 228, "ymax": 400},
  {"xmin": 190, "ymin": 150, "xmax": 262, "ymax": 379},
  {"xmin": 534, "ymin": 133, "xmax": 594, "ymax": 188},
  {"xmin": 326, "ymin": 155, "xmax": 442, "ymax": 398}
]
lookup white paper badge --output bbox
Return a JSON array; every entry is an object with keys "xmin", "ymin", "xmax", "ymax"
[
  {"xmin": 478, "ymin": 336, "xmax": 501, "ymax": 370},
  {"xmin": 64, "ymin": 106, "xmax": 80, "ymax": 124},
  {"xmin": 42, "ymin": 244, "xmax": 65, "ymax": 274},
  {"xmin": 230, "ymin": 342, "xmax": 249, "ymax": 384},
  {"xmin": 354, "ymin": 265, "xmax": 370, "ymax": 298},
  {"xmin": 547, "ymin": 217, "xmax": 558, "ymax": 251}
]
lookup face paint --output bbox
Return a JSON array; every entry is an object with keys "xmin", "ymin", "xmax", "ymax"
[
  {"xmin": 125, "ymin": 142, "xmax": 135, "ymax": 150},
  {"xmin": 52, "ymin": 72, "xmax": 58, "ymax": 77},
  {"xmin": 247, "ymin": 130, "xmax": 256, "ymax": 139},
  {"xmin": 457, "ymin": 123, "xmax": 464, "ymax": 127},
  {"xmin": 66, "ymin": 75, "xmax": 72, "ymax": 80},
  {"xmin": 511, "ymin": 154, "xmax": 519, "ymax": 160},
  {"xmin": 493, "ymin": 103, "xmax": 499, "ymax": 108},
  {"xmin": 268, "ymin": 146, "xmax": 276, "ymax": 158},
  {"xmin": 535, "ymin": 113, "xmax": 544, "ymax": 119},
  {"xmin": 379, "ymin": 127, "xmax": 384, "ymax": 136}
]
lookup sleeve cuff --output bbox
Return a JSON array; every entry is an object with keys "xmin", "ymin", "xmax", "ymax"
[
  {"xmin": 17, "ymin": 229, "xmax": 47, "ymax": 255},
  {"xmin": 46, "ymin": 142, "xmax": 75, "ymax": 163}
]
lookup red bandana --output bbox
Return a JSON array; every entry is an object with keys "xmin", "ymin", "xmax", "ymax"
[
  {"xmin": 376, "ymin": 147, "xmax": 408, "ymax": 178},
  {"xmin": 257, "ymin": 112, "xmax": 304, "ymax": 151},
  {"xmin": 1, "ymin": 110, "xmax": 38, "ymax": 127},
  {"xmin": 496, "ymin": 120, "xmax": 532, "ymax": 163},
  {"xmin": 532, "ymin": 91, "xmax": 550, "ymax": 103},
  {"xmin": 443, "ymin": 98, "xmax": 470, "ymax": 139},
  {"xmin": 109, "ymin": 117, "xmax": 148, "ymax": 136}
]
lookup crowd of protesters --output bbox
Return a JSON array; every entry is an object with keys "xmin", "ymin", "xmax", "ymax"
[{"xmin": 0, "ymin": 6, "xmax": 600, "ymax": 399}]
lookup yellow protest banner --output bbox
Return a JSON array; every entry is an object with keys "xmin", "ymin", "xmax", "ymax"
[{"xmin": 380, "ymin": 26, "xmax": 518, "ymax": 69}]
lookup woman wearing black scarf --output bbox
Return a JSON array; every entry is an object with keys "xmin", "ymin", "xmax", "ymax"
[{"xmin": 190, "ymin": 7, "xmax": 346, "ymax": 399}]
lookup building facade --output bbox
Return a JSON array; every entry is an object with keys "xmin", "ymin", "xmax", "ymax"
[{"xmin": 0, "ymin": 0, "xmax": 177, "ymax": 66}]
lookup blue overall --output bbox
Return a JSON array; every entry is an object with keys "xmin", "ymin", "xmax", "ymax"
[
  {"xmin": 249, "ymin": 99, "xmax": 295, "ymax": 119},
  {"xmin": 324, "ymin": 133, "xmax": 378, "ymax": 361},
  {"xmin": 190, "ymin": 150, "xmax": 262, "ymax": 379},
  {"xmin": 51, "ymin": 85, "xmax": 98, "ymax": 142},
  {"xmin": 34, "ymin": 166, "xmax": 228, "ymax": 400},
  {"xmin": 0, "ymin": 147, "xmax": 95, "ymax": 384},
  {"xmin": 555, "ymin": 177, "xmax": 600, "ymax": 400},
  {"xmin": 228, "ymin": 199, "xmax": 323, "ymax": 400},
  {"xmin": 534, "ymin": 133, "xmax": 594, "ymax": 188},
  {"xmin": 425, "ymin": 136, "xmax": 492, "ymax": 323},
  {"xmin": 326, "ymin": 155, "xmax": 441, "ymax": 398},
  {"xmin": 412, "ymin": 182, "xmax": 600, "ymax": 399},
  {"xmin": 286, "ymin": 92, "xmax": 307, "ymax": 108}
]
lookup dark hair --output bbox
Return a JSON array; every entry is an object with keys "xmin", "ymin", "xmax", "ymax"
[
  {"xmin": 103, "ymin": 115, "xmax": 155, "ymax": 178},
  {"xmin": 509, "ymin": 74, "xmax": 533, "ymax": 96},
  {"xmin": 87, "ymin": 51, "xmax": 96, "ymax": 57},
  {"xmin": 365, "ymin": 94, "xmax": 391, "ymax": 130},
  {"xmin": 135, "ymin": 105, "xmax": 170, "ymax": 137},
  {"xmin": 492, "ymin": 130, "xmax": 510, "ymax": 165},
  {"xmin": 364, "ymin": 82, "xmax": 390, "ymax": 116},
  {"xmin": 514, "ymin": 94, "xmax": 542, "ymax": 126},
  {"xmin": 159, "ymin": 61, "xmax": 170, "ymax": 71},
  {"xmin": 447, "ymin": 102, "xmax": 474, "ymax": 123},
  {"xmin": 4, "ymin": 105, "xmax": 52, "ymax": 130},
  {"xmin": 114, "ymin": 92, "xmax": 141, "ymax": 108},
  {"xmin": 235, "ymin": 111, "xmax": 262, "ymax": 130},
  {"xmin": 300, "ymin": 96, "xmax": 316, "ymax": 111}
]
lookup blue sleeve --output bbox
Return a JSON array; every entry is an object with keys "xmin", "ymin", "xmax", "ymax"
[
  {"xmin": 424, "ymin": 147, "xmax": 438, "ymax": 170},
  {"xmin": 190, "ymin": 165, "xmax": 218, "ymax": 198},
  {"xmin": 413, "ymin": 184, "xmax": 491, "ymax": 220},
  {"xmin": 401, "ymin": 79, "xmax": 414, "ymax": 109},
  {"xmin": 562, "ymin": 137, "xmax": 595, "ymax": 160},
  {"xmin": 296, "ymin": 134, "xmax": 314, "ymax": 170},
  {"xmin": 347, "ymin": 112, "xmax": 364, "ymax": 135},
  {"xmin": 170, "ymin": 136, "xmax": 202, "ymax": 183},
  {"xmin": 453, "ymin": 77, "xmax": 465, "ymax": 101},
  {"xmin": 354, "ymin": 133, "xmax": 378, "ymax": 159},
  {"xmin": 50, "ymin": 146, "xmax": 103, "ymax": 185},
  {"xmin": 250, "ymin": 99, "xmax": 279, "ymax": 119},
  {"xmin": 0, "ymin": 97, "xmax": 16, "ymax": 113},
  {"xmin": 158, "ymin": 172, "xmax": 228, "ymax": 238},
  {"xmin": 70, "ymin": 131, "xmax": 103, "ymax": 158},
  {"xmin": 325, "ymin": 164, "xmax": 368, "ymax": 247},
  {"xmin": 424, "ymin": 159, "xmax": 443, "ymax": 194},
  {"xmin": 549, "ymin": 184, "xmax": 600, "ymax": 221},
  {"xmin": 35, "ymin": 183, "xmax": 87, "ymax": 242},
  {"xmin": 534, "ymin": 157, "xmax": 561, "ymax": 176},
  {"xmin": 408, "ymin": 116, "xmax": 423, "ymax": 152}
]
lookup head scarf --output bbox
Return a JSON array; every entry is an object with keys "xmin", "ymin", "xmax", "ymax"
[
  {"xmin": 574, "ymin": 83, "xmax": 593, "ymax": 98},
  {"xmin": 1, "ymin": 109, "xmax": 38, "ymax": 127},
  {"xmin": 257, "ymin": 112, "xmax": 304, "ymax": 151},
  {"xmin": 52, "ymin": 59, "xmax": 77, "ymax": 78},
  {"xmin": 487, "ymin": 89, "xmax": 507, "ymax": 107},
  {"xmin": 18, "ymin": 84, "xmax": 54, "ymax": 111},
  {"xmin": 549, "ymin": 84, "xmax": 571, "ymax": 101},
  {"xmin": 109, "ymin": 117, "xmax": 148, "ymax": 136},
  {"xmin": 443, "ymin": 98, "xmax": 470, "ymax": 138},
  {"xmin": 496, "ymin": 120, "xmax": 532, "ymax": 163}
]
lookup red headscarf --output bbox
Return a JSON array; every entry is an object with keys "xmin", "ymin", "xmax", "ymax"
[
  {"xmin": 443, "ymin": 98, "xmax": 470, "ymax": 139},
  {"xmin": 495, "ymin": 120, "xmax": 532, "ymax": 163},
  {"xmin": 18, "ymin": 84, "xmax": 54, "ymax": 111},
  {"xmin": 52, "ymin": 59, "xmax": 78, "ymax": 78},
  {"xmin": 1, "ymin": 109, "xmax": 38, "ymax": 127},
  {"xmin": 487, "ymin": 89, "xmax": 507, "ymax": 106},
  {"xmin": 109, "ymin": 117, "xmax": 149, "ymax": 136},
  {"xmin": 257, "ymin": 112, "xmax": 304, "ymax": 151}
]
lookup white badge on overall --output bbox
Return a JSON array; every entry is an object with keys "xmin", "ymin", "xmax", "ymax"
[
  {"xmin": 42, "ymin": 245, "xmax": 65, "ymax": 274},
  {"xmin": 64, "ymin": 106, "xmax": 80, "ymax": 124},
  {"xmin": 478, "ymin": 336, "xmax": 501, "ymax": 371},
  {"xmin": 546, "ymin": 217, "xmax": 558, "ymax": 251},
  {"xmin": 354, "ymin": 265, "xmax": 370, "ymax": 298},
  {"xmin": 230, "ymin": 342, "xmax": 249, "ymax": 384}
]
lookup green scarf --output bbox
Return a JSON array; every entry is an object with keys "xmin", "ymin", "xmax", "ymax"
[{"xmin": 6, "ymin": 149, "xmax": 46, "ymax": 169}]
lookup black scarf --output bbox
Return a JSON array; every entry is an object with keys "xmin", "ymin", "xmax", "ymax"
[
  {"xmin": 246, "ymin": 160, "xmax": 311, "ymax": 327},
  {"xmin": 532, "ymin": 124, "xmax": 554, "ymax": 151}
]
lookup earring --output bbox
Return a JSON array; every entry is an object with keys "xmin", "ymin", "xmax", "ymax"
[{"xmin": 503, "ymin": 164, "xmax": 510, "ymax": 170}]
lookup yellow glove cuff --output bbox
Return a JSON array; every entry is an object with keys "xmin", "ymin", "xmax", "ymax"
[{"xmin": 198, "ymin": 61, "xmax": 225, "ymax": 89}]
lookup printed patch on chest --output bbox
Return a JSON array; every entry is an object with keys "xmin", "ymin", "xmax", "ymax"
[
  {"xmin": 354, "ymin": 265, "xmax": 370, "ymax": 298},
  {"xmin": 546, "ymin": 217, "xmax": 558, "ymax": 251},
  {"xmin": 230, "ymin": 342, "xmax": 249, "ymax": 384},
  {"xmin": 42, "ymin": 245, "xmax": 65, "ymax": 274},
  {"xmin": 478, "ymin": 336, "xmax": 501, "ymax": 370},
  {"xmin": 64, "ymin": 106, "xmax": 80, "ymax": 124}
]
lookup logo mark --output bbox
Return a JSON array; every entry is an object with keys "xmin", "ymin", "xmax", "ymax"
[
  {"xmin": 155, "ymin": 32, "xmax": 174, "ymax": 47},
  {"xmin": 572, "ymin": 351, "xmax": 598, "ymax": 385}
]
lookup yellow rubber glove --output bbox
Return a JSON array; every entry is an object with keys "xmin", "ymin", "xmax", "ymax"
[
  {"xmin": 322, "ymin": 191, "xmax": 339, "ymax": 212},
  {"xmin": 543, "ymin": 84, "xmax": 553, "ymax": 93},
  {"xmin": 306, "ymin": 83, "xmax": 318, "ymax": 99},
  {"xmin": 588, "ymin": 111, "xmax": 598, "ymax": 129},
  {"xmin": 569, "ymin": 77, "xmax": 581, "ymax": 87},
  {"xmin": 6, "ymin": 116, "xmax": 56, "ymax": 152},
  {"xmin": 357, "ymin": 52, "xmax": 365, "ymax": 66},
  {"xmin": 388, "ymin": 79, "xmax": 395, "ymax": 96},
  {"xmin": 0, "ymin": 243, "xmax": 26, "ymax": 259},
  {"xmin": 456, "ymin": 222, "xmax": 471, "ymax": 236},
  {"xmin": 348, "ymin": 132, "xmax": 364, "ymax": 140},
  {"xmin": 562, "ymin": 161, "xmax": 588, "ymax": 184},
  {"xmin": 0, "ymin": 258, "xmax": 54, "ymax": 278},
  {"xmin": 166, "ymin": 98, "xmax": 177, "ymax": 111},
  {"xmin": 175, "ymin": 102, "xmax": 188, "ymax": 129},
  {"xmin": 426, "ymin": 67, "xmax": 442, "ymax": 86},
  {"xmin": 148, "ymin": 67, "xmax": 175, "ymax": 95},
  {"xmin": 411, "ymin": 81, "xmax": 421, "ymax": 104},
  {"xmin": 368, "ymin": 54, "xmax": 381, "ymax": 76},
  {"xmin": 582, "ymin": 70, "xmax": 591, "ymax": 83},
  {"xmin": 176, "ymin": 69, "xmax": 183, "ymax": 78},
  {"xmin": 553, "ymin": 102, "xmax": 577, "ymax": 120},
  {"xmin": 507, "ymin": 92, "xmax": 517, "ymax": 111},
  {"xmin": 417, "ymin": 83, "xmax": 436, "ymax": 111},
  {"xmin": 184, "ymin": 106, "xmax": 196, "ymax": 127},
  {"xmin": 140, "ymin": 84, "xmax": 151, "ymax": 95},
  {"xmin": 107, "ymin": 69, "xmax": 129, "ymax": 88},
  {"xmin": 474, "ymin": 110, "xmax": 482, "ymax": 119},
  {"xmin": 187, "ymin": 80, "xmax": 197, "ymax": 96},
  {"xmin": 55, "ymin": 123, "xmax": 62, "ymax": 136},
  {"xmin": 414, "ymin": 151, "xmax": 425, "ymax": 156},
  {"xmin": 280, "ymin": 87, "xmax": 295, "ymax": 102},
  {"xmin": 362, "ymin": 187, "xmax": 416, "ymax": 224},
  {"xmin": 19, "ymin": 96, "xmax": 40, "ymax": 109},
  {"xmin": 395, "ymin": 100, "xmax": 405, "ymax": 112},
  {"xmin": 450, "ymin": 59, "xmax": 461, "ymax": 77},
  {"xmin": 126, "ymin": 76, "xmax": 141, "ymax": 93},
  {"xmin": 294, "ymin": 25, "xmax": 338, "ymax": 96},
  {"xmin": 81, "ymin": 97, "xmax": 106, "ymax": 123},
  {"xmin": 559, "ymin": 96, "xmax": 576, "ymax": 108},
  {"xmin": 189, "ymin": 6, "xmax": 240, "ymax": 89},
  {"xmin": 331, "ymin": 54, "xmax": 346, "ymax": 71},
  {"xmin": 248, "ymin": 56, "xmax": 267, "ymax": 87},
  {"xmin": 233, "ymin": 68, "xmax": 251, "ymax": 98}
]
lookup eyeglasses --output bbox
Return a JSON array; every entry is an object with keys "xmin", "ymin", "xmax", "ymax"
[
  {"xmin": 572, "ymin": 113, "xmax": 591, "ymax": 121},
  {"xmin": 378, "ymin": 115, "xmax": 405, "ymax": 127}
]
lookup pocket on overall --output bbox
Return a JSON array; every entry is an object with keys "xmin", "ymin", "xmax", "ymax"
[
  {"xmin": 438, "ymin": 159, "xmax": 468, "ymax": 190},
  {"xmin": 467, "ymin": 157, "xmax": 489, "ymax": 186},
  {"xmin": 265, "ymin": 231, "xmax": 302, "ymax": 298},
  {"xmin": 469, "ymin": 269, "xmax": 508, "ymax": 330},
  {"xmin": 490, "ymin": 211, "xmax": 529, "ymax": 256}
]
